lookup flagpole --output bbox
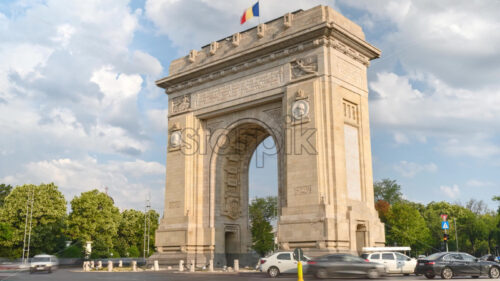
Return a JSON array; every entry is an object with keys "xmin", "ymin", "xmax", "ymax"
[{"xmin": 258, "ymin": 0, "xmax": 261, "ymax": 25}]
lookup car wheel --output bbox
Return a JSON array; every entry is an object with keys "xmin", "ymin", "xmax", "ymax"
[
  {"xmin": 367, "ymin": 269, "xmax": 380, "ymax": 279},
  {"xmin": 48, "ymin": 267, "xmax": 52, "ymax": 274},
  {"xmin": 404, "ymin": 273, "xmax": 410, "ymax": 276},
  {"xmin": 424, "ymin": 273, "xmax": 435, "ymax": 279},
  {"xmin": 441, "ymin": 267, "xmax": 453, "ymax": 279},
  {"xmin": 267, "ymin": 266, "xmax": 280, "ymax": 278},
  {"xmin": 489, "ymin": 266, "xmax": 500, "ymax": 279},
  {"xmin": 29, "ymin": 269, "xmax": 34, "ymax": 274},
  {"xmin": 315, "ymin": 268, "xmax": 328, "ymax": 279},
  {"xmin": 472, "ymin": 276, "xmax": 479, "ymax": 278}
]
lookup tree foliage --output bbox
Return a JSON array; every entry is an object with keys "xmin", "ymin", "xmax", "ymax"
[
  {"xmin": 67, "ymin": 189, "xmax": 120, "ymax": 258},
  {"xmin": 0, "ymin": 184, "xmax": 12, "ymax": 207},
  {"xmin": 116, "ymin": 209, "xmax": 159, "ymax": 257},
  {"xmin": 249, "ymin": 197, "xmax": 277, "ymax": 256},
  {"xmin": 374, "ymin": 179, "xmax": 403, "ymax": 205},
  {"xmin": 0, "ymin": 183, "xmax": 67, "ymax": 258}
]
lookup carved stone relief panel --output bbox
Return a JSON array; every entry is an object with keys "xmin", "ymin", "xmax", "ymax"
[
  {"xmin": 291, "ymin": 56, "xmax": 318, "ymax": 79},
  {"xmin": 222, "ymin": 154, "xmax": 242, "ymax": 220},
  {"xmin": 171, "ymin": 94, "xmax": 191, "ymax": 114}
]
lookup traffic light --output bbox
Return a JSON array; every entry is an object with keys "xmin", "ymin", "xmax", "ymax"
[{"xmin": 443, "ymin": 233, "xmax": 449, "ymax": 241}]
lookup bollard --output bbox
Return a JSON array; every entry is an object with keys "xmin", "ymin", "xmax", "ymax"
[
  {"xmin": 209, "ymin": 259, "xmax": 214, "ymax": 272},
  {"xmin": 107, "ymin": 260, "xmax": 113, "ymax": 272},
  {"xmin": 132, "ymin": 260, "xmax": 137, "ymax": 272},
  {"xmin": 234, "ymin": 259, "xmax": 239, "ymax": 272},
  {"xmin": 154, "ymin": 260, "xmax": 159, "ymax": 271},
  {"xmin": 179, "ymin": 260, "xmax": 184, "ymax": 272},
  {"xmin": 97, "ymin": 260, "xmax": 102, "ymax": 269},
  {"xmin": 297, "ymin": 261, "xmax": 304, "ymax": 281},
  {"xmin": 190, "ymin": 260, "xmax": 195, "ymax": 272},
  {"xmin": 119, "ymin": 260, "xmax": 123, "ymax": 267}
]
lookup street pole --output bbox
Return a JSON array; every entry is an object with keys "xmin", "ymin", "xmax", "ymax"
[
  {"xmin": 454, "ymin": 218, "xmax": 458, "ymax": 251},
  {"xmin": 21, "ymin": 187, "xmax": 31, "ymax": 264},
  {"xmin": 26, "ymin": 188, "xmax": 35, "ymax": 262},
  {"xmin": 445, "ymin": 228, "xmax": 448, "ymax": 252}
]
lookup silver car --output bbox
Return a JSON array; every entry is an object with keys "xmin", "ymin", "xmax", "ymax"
[{"xmin": 30, "ymin": 254, "xmax": 59, "ymax": 273}]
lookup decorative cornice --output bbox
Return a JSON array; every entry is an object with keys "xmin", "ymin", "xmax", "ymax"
[{"xmin": 165, "ymin": 40, "xmax": 317, "ymax": 94}]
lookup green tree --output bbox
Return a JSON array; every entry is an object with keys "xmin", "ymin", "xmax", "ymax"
[
  {"xmin": 67, "ymin": 189, "xmax": 120, "ymax": 258},
  {"xmin": 0, "ymin": 183, "xmax": 12, "ymax": 207},
  {"xmin": 116, "ymin": 209, "xmax": 159, "ymax": 257},
  {"xmin": 374, "ymin": 179, "xmax": 403, "ymax": 205},
  {"xmin": 385, "ymin": 202, "xmax": 431, "ymax": 253},
  {"xmin": 493, "ymin": 196, "xmax": 500, "ymax": 214},
  {"xmin": 249, "ymin": 197, "xmax": 277, "ymax": 256},
  {"xmin": 0, "ymin": 183, "xmax": 67, "ymax": 258}
]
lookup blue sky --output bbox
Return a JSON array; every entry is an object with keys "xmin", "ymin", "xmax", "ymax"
[{"xmin": 1, "ymin": 0, "xmax": 499, "ymax": 213}]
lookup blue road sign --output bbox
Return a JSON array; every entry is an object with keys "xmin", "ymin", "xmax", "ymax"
[{"xmin": 442, "ymin": 221, "xmax": 450, "ymax": 230}]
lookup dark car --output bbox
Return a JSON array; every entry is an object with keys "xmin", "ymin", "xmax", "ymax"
[
  {"xmin": 415, "ymin": 252, "xmax": 500, "ymax": 279},
  {"xmin": 306, "ymin": 253, "xmax": 386, "ymax": 279}
]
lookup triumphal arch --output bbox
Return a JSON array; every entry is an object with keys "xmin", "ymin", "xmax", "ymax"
[{"xmin": 153, "ymin": 5, "xmax": 385, "ymax": 266}]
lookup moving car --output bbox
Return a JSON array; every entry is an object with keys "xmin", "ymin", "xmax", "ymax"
[
  {"xmin": 361, "ymin": 251, "xmax": 417, "ymax": 275},
  {"xmin": 307, "ymin": 253, "xmax": 385, "ymax": 279},
  {"xmin": 259, "ymin": 251, "xmax": 309, "ymax": 278},
  {"xmin": 415, "ymin": 252, "xmax": 500, "ymax": 279},
  {"xmin": 30, "ymin": 254, "xmax": 58, "ymax": 273}
]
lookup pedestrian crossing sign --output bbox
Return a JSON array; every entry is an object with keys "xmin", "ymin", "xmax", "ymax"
[{"xmin": 441, "ymin": 221, "xmax": 450, "ymax": 230}]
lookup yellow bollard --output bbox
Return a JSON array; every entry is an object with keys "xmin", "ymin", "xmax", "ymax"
[{"xmin": 297, "ymin": 261, "xmax": 304, "ymax": 281}]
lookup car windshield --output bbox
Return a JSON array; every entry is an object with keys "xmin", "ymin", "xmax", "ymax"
[
  {"xmin": 425, "ymin": 253, "xmax": 444, "ymax": 260},
  {"xmin": 32, "ymin": 257, "xmax": 50, "ymax": 262}
]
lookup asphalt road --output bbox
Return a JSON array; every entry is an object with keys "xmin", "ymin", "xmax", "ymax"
[{"xmin": 0, "ymin": 269, "xmax": 496, "ymax": 281}]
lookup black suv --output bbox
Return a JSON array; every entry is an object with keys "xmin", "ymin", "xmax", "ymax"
[{"xmin": 415, "ymin": 252, "xmax": 500, "ymax": 279}]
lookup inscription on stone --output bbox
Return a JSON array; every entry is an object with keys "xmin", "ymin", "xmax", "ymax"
[
  {"xmin": 169, "ymin": 201, "xmax": 181, "ymax": 209},
  {"xmin": 294, "ymin": 185, "xmax": 312, "ymax": 195},
  {"xmin": 194, "ymin": 67, "xmax": 284, "ymax": 108}
]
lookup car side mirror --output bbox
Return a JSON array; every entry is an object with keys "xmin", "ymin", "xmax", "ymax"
[
  {"xmin": 407, "ymin": 258, "xmax": 411, "ymax": 261},
  {"xmin": 474, "ymin": 258, "xmax": 479, "ymax": 262}
]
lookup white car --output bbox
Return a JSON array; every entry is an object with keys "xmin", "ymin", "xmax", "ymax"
[
  {"xmin": 361, "ymin": 252, "xmax": 416, "ymax": 275},
  {"xmin": 259, "ymin": 251, "xmax": 309, "ymax": 278},
  {"xmin": 30, "ymin": 254, "xmax": 59, "ymax": 273}
]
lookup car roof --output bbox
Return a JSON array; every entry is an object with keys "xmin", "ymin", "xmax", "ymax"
[{"xmin": 33, "ymin": 254, "xmax": 55, "ymax": 258}]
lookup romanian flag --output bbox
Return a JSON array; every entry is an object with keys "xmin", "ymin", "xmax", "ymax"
[{"xmin": 241, "ymin": 2, "xmax": 259, "ymax": 24}]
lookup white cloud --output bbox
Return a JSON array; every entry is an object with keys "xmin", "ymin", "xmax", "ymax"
[
  {"xmin": 466, "ymin": 180, "xmax": 495, "ymax": 188},
  {"xmin": 393, "ymin": 132, "xmax": 410, "ymax": 144},
  {"xmin": 147, "ymin": 108, "xmax": 168, "ymax": 132},
  {"xmin": 91, "ymin": 65, "xmax": 143, "ymax": 101},
  {"xmin": 440, "ymin": 184, "xmax": 460, "ymax": 199},
  {"xmin": 1, "ymin": 157, "xmax": 165, "ymax": 211},
  {"xmin": 145, "ymin": 0, "xmax": 338, "ymax": 53},
  {"xmin": 51, "ymin": 24, "xmax": 76, "ymax": 47},
  {"xmin": 132, "ymin": 50, "xmax": 163, "ymax": 77},
  {"xmin": 393, "ymin": 161, "xmax": 437, "ymax": 178}
]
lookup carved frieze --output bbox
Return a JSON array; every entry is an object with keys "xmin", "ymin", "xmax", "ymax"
[
  {"xmin": 171, "ymin": 94, "xmax": 191, "ymax": 114},
  {"xmin": 291, "ymin": 56, "xmax": 318, "ymax": 79},
  {"xmin": 194, "ymin": 66, "xmax": 284, "ymax": 108},
  {"xmin": 222, "ymin": 153, "xmax": 242, "ymax": 220}
]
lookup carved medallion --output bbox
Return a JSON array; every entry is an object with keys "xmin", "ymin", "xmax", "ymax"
[
  {"xmin": 170, "ymin": 131, "xmax": 182, "ymax": 147},
  {"xmin": 224, "ymin": 197, "xmax": 241, "ymax": 220},
  {"xmin": 291, "ymin": 56, "xmax": 318, "ymax": 79},
  {"xmin": 292, "ymin": 100, "xmax": 310, "ymax": 120}
]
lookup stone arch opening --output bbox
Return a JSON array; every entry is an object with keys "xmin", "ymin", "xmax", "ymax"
[{"xmin": 211, "ymin": 120, "xmax": 282, "ymax": 267}]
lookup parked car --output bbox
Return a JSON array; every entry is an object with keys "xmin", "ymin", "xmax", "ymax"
[
  {"xmin": 306, "ymin": 253, "xmax": 385, "ymax": 279},
  {"xmin": 361, "ymin": 251, "xmax": 417, "ymax": 275},
  {"xmin": 415, "ymin": 252, "xmax": 500, "ymax": 279},
  {"xmin": 29, "ymin": 254, "xmax": 58, "ymax": 273},
  {"xmin": 259, "ymin": 251, "xmax": 309, "ymax": 278}
]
